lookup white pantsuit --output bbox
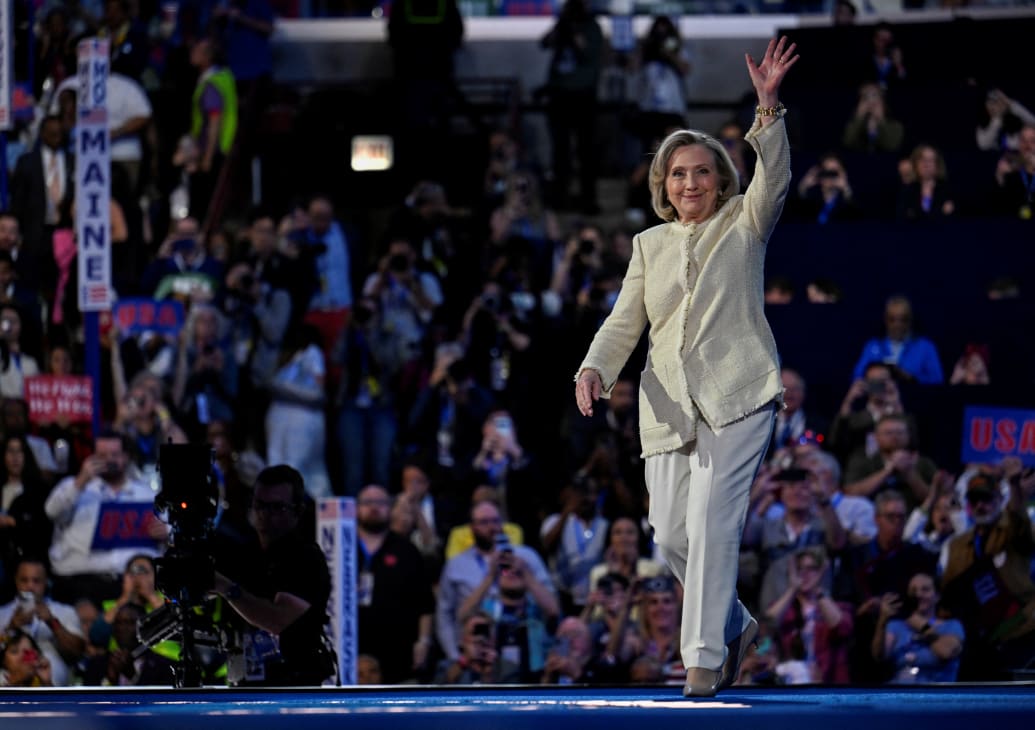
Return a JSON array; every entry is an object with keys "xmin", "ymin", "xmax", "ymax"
[
  {"xmin": 577, "ymin": 112, "xmax": 791, "ymax": 678},
  {"xmin": 645, "ymin": 405, "xmax": 775, "ymax": 670}
]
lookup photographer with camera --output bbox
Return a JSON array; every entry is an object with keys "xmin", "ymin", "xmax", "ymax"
[
  {"xmin": 791, "ymin": 153, "xmax": 863, "ymax": 224},
  {"xmin": 841, "ymin": 82, "xmax": 905, "ymax": 154},
  {"xmin": 44, "ymin": 431, "xmax": 167, "ymax": 607},
  {"xmin": 636, "ymin": 16, "xmax": 692, "ymax": 150},
  {"xmin": 211, "ymin": 464, "xmax": 334, "ymax": 686}
]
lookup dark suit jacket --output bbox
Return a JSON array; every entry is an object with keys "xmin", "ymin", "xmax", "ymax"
[{"xmin": 10, "ymin": 146, "xmax": 75, "ymax": 262}]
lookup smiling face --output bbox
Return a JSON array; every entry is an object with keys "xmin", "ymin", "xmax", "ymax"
[{"xmin": 666, "ymin": 144, "xmax": 721, "ymax": 224}]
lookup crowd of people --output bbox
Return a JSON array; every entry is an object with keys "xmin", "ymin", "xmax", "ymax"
[{"xmin": 1, "ymin": 0, "xmax": 1034, "ymax": 688}]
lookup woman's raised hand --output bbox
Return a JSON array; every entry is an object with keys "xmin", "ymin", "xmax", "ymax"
[{"xmin": 746, "ymin": 35, "xmax": 799, "ymax": 107}]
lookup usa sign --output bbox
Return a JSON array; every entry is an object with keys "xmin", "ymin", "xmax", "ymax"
[{"xmin": 961, "ymin": 406, "xmax": 1035, "ymax": 467}]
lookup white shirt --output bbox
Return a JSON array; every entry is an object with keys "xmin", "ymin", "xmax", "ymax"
[
  {"xmin": 0, "ymin": 598, "xmax": 84, "ymax": 686},
  {"xmin": 44, "ymin": 474, "xmax": 160, "ymax": 577},
  {"xmin": 53, "ymin": 73, "xmax": 153, "ymax": 162}
]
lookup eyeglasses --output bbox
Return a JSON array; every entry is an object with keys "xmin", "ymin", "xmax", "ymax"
[
  {"xmin": 251, "ymin": 500, "xmax": 297, "ymax": 515},
  {"xmin": 473, "ymin": 517, "xmax": 502, "ymax": 526},
  {"xmin": 797, "ymin": 563, "xmax": 821, "ymax": 573}
]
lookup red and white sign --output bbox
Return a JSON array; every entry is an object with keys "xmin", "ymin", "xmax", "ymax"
[{"xmin": 25, "ymin": 375, "xmax": 94, "ymax": 424}]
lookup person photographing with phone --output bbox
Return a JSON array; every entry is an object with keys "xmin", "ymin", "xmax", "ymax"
[
  {"xmin": 455, "ymin": 530, "xmax": 560, "ymax": 683},
  {"xmin": 872, "ymin": 571, "xmax": 964, "ymax": 683},
  {"xmin": 44, "ymin": 432, "xmax": 167, "ymax": 607},
  {"xmin": 574, "ymin": 37, "xmax": 799, "ymax": 697}
]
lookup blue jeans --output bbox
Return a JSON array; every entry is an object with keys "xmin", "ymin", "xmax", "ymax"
[{"xmin": 336, "ymin": 403, "xmax": 397, "ymax": 497}]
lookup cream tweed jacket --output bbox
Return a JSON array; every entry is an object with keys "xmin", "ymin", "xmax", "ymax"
[{"xmin": 578, "ymin": 115, "xmax": 790, "ymax": 457}]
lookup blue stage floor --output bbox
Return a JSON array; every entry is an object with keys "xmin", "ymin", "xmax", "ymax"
[{"xmin": 2, "ymin": 684, "xmax": 1035, "ymax": 730}]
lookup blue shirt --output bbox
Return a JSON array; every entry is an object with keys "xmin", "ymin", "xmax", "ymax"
[
  {"xmin": 852, "ymin": 335, "xmax": 944, "ymax": 384},
  {"xmin": 885, "ymin": 617, "xmax": 965, "ymax": 682},
  {"xmin": 307, "ymin": 221, "xmax": 353, "ymax": 310}
]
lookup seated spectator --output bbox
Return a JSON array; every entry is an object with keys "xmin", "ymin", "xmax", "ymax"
[
  {"xmin": 0, "ymin": 434, "xmax": 52, "ymax": 600},
  {"xmin": 841, "ymin": 83, "xmax": 904, "ymax": 154},
  {"xmin": 829, "ymin": 361, "xmax": 913, "ymax": 465},
  {"xmin": 456, "ymin": 538, "xmax": 560, "ymax": 683},
  {"xmin": 623, "ymin": 574, "xmax": 684, "ymax": 686},
  {"xmin": 850, "ymin": 295, "xmax": 945, "ymax": 385},
  {"xmin": 0, "ymin": 628, "xmax": 52, "ymax": 686},
  {"xmin": 903, "ymin": 474, "xmax": 966, "ymax": 556},
  {"xmin": 743, "ymin": 466, "xmax": 846, "ymax": 612},
  {"xmin": 992, "ymin": 123, "xmax": 1035, "ymax": 219},
  {"xmin": 1, "ymin": 398, "xmax": 59, "ymax": 487},
  {"xmin": 792, "ymin": 153, "xmax": 863, "ymax": 224},
  {"xmin": 443, "ymin": 486, "xmax": 524, "ymax": 561},
  {"xmin": 834, "ymin": 489, "xmax": 937, "ymax": 683},
  {"xmin": 764, "ymin": 547, "xmax": 853, "ymax": 684},
  {"xmin": 540, "ymin": 615, "xmax": 596, "ymax": 684},
  {"xmin": 80, "ymin": 601, "xmax": 175, "ymax": 686},
  {"xmin": 896, "ymin": 144, "xmax": 955, "ymax": 220},
  {"xmin": 89, "ymin": 555, "xmax": 168, "ymax": 655},
  {"xmin": 433, "ymin": 611, "xmax": 519, "ymax": 684},
  {"xmin": 843, "ymin": 413, "xmax": 936, "ymax": 508},
  {"xmin": 940, "ymin": 466, "xmax": 1035, "ymax": 681},
  {"xmin": 540, "ymin": 473, "xmax": 609, "ymax": 615},
  {"xmin": 581, "ymin": 571, "xmax": 639, "ymax": 678},
  {"xmin": 948, "ymin": 343, "xmax": 991, "ymax": 386},
  {"xmin": 44, "ymin": 431, "xmax": 166, "ymax": 606},
  {"xmin": 0, "ymin": 559, "xmax": 85, "ymax": 686},
  {"xmin": 172, "ymin": 303, "xmax": 238, "ymax": 439},
  {"xmin": 0, "ymin": 304, "xmax": 40, "ymax": 400},
  {"xmin": 357, "ymin": 654, "xmax": 383, "ymax": 685},
  {"xmin": 436, "ymin": 499, "xmax": 553, "ymax": 662},
  {"xmin": 976, "ymin": 89, "xmax": 1035, "ymax": 153},
  {"xmin": 265, "ymin": 323, "xmax": 330, "ymax": 500},
  {"xmin": 586, "ymin": 516, "xmax": 661, "ymax": 596},
  {"xmin": 798, "ymin": 448, "xmax": 877, "ymax": 546},
  {"xmin": 769, "ymin": 368, "xmax": 829, "ymax": 456},
  {"xmin": 872, "ymin": 571, "xmax": 964, "ymax": 683}
]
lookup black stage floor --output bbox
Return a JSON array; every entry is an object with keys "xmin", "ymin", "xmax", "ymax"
[{"xmin": 2, "ymin": 684, "xmax": 1035, "ymax": 730}]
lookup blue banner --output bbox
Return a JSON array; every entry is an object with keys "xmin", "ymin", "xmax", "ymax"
[
  {"xmin": 961, "ymin": 406, "xmax": 1035, "ymax": 467},
  {"xmin": 113, "ymin": 298, "xmax": 185, "ymax": 338},
  {"xmin": 91, "ymin": 502, "xmax": 160, "ymax": 551}
]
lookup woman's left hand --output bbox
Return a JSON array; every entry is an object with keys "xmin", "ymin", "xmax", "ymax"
[{"xmin": 746, "ymin": 35, "xmax": 798, "ymax": 107}]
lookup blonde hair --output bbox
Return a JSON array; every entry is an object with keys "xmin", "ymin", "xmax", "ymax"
[{"xmin": 648, "ymin": 129, "xmax": 740, "ymax": 222}]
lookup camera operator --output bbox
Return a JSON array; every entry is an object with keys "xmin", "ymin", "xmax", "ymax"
[
  {"xmin": 44, "ymin": 431, "xmax": 167, "ymax": 606},
  {"xmin": 211, "ymin": 465, "xmax": 334, "ymax": 686}
]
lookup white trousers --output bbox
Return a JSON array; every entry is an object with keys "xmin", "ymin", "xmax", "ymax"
[{"xmin": 644, "ymin": 405, "xmax": 775, "ymax": 670}]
